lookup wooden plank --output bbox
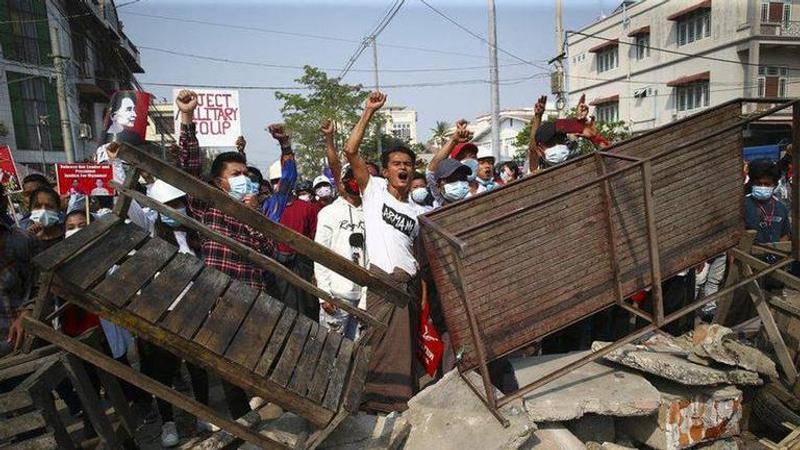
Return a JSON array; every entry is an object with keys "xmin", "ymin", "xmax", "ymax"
[
  {"xmin": 270, "ymin": 317, "xmax": 314, "ymax": 387},
  {"xmin": 255, "ymin": 307, "xmax": 298, "ymax": 376},
  {"xmin": 160, "ymin": 267, "xmax": 230, "ymax": 339},
  {"xmin": 194, "ymin": 280, "xmax": 259, "ymax": 354},
  {"xmin": 225, "ymin": 293, "xmax": 285, "ymax": 370},
  {"xmin": 0, "ymin": 411, "xmax": 45, "ymax": 439},
  {"xmin": 289, "ymin": 323, "xmax": 328, "ymax": 396},
  {"xmin": 23, "ymin": 318, "xmax": 291, "ymax": 449},
  {"xmin": 342, "ymin": 345, "xmax": 373, "ymax": 413},
  {"xmin": 112, "ymin": 167, "xmax": 139, "ymax": 219},
  {"xmin": 93, "ymin": 238, "xmax": 178, "ymax": 307},
  {"xmin": 117, "ymin": 144, "xmax": 411, "ymax": 306},
  {"xmin": 0, "ymin": 391, "xmax": 33, "ymax": 415},
  {"xmin": 322, "ymin": 338, "xmax": 355, "ymax": 411},
  {"xmin": 32, "ymin": 214, "xmax": 120, "ymax": 271},
  {"xmin": 307, "ymin": 332, "xmax": 343, "ymax": 404},
  {"xmin": 61, "ymin": 354, "xmax": 123, "ymax": 449},
  {"xmin": 126, "ymin": 253, "xmax": 204, "ymax": 323},
  {"xmin": 0, "ymin": 355, "xmax": 60, "ymax": 383},
  {"xmin": 96, "ymin": 368, "xmax": 137, "ymax": 437},
  {"xmin": 28, "ymin": 384, "xmax": 76, "ymax": 450},
  {"xmin": 5, "ymin": 433, "xmax": 58, "ymax": 450},
  {"xmin": 58, "ymin": 222, "xmax": 149, "ymax": 290},
  {"xmin": 714, "ymin": 232, "xmax": 755, "ymax": 325}
]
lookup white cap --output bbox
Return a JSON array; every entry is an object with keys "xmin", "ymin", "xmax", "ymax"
[
  {"xmin": 147, "ymin": 179, "xmax": 186, "ymax": 204},
  {"xmin": 341, "ymin": 163, "xmax": 353, "ymax": 179},
  {"xmin": 476, "ymin": 146, "xmax": 495, "ymax": 162},
  {"xmin": 313, "ymin": 175, "xmax": 331, "ymax": 188},
  {"xmin": 268, "ymin": 160, "xmax": 281, "ymax": 181}
]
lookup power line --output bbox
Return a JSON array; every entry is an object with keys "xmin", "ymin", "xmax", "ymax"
[
  {"xmin": 0, "ymin": 12, "xmax": 93, "ymax": 24},
  {"xmin": 338, "ymin": 0, "xmax": 406, "ymax": 79}
]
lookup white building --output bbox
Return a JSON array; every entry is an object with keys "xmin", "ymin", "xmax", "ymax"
[
  {"xmin": 145, "ymin": 101, "xmax": 176, "ymax": 145},
  {"xmin": 0, "ymin": 0, "xmax": 143, "ymax": 177},
  {"xmin": 381, "ymin": 105, "xmax": 418, "ymax": 144},
  {"xmin": 464, "ymin": 106, "xmax": 558, "ymax": 162},
  {"xmin": 566, "ymin": 0, "xmax": 800, "ymax": 136}
]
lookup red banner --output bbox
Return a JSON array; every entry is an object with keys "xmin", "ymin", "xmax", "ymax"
[
  {"xmin": 56, "ymin": 164, "xmax": 115, "ymax": 197},
  {"xmin": 0, "ymin": 145, "xmax": 21, "ymax": 193},
  {"xmin": 103, "ymin": 90, "xmax": 152, "ymax": 146}
]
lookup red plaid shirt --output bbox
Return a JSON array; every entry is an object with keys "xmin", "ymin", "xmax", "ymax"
[{"xmin": 178, "ymin": 123, "xmax": 274, "ymax": 290}]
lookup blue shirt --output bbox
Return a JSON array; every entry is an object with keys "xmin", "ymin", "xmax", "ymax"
[
  {"xmin": 261, "ymin": 154, "xmax": 297, "ymax": 222},
  {"xmin": 744, "ymin": 194, "xmax": 791, "ymax": 244}
]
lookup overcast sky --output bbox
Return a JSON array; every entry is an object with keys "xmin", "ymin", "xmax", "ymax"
[{"xmin": 119, "ymin": 0, "xmax": 621, "ymax": 172}]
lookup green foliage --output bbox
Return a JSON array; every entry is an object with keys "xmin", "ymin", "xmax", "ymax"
[
  {"xmin": 275, "ymin": 66, "xmax": 368, "ymax": 179},
  {"xmin": 429, "ymin": 121, "xmax": 450, "ymax": 147}
]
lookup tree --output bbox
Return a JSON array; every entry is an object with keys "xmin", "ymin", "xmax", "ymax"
[
  {"xmin": 275, "ymin": 66, "xmax": 368, "ymax": 179},
  {"xmin": 429, "ymin": 121, "xmax": 450, "ymax": 147}
]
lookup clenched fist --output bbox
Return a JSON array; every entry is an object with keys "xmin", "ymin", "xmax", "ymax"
[
  {"xmin": 268, "ymin": 124, "xmax": 290, "ymax": 146},
  {"xmin": 365, "ymin": 91, "xmax": 387, "ymax": 112},
  {"xmin": 320, "ymin": 119, "xmax": 335, "ymax": 137}
]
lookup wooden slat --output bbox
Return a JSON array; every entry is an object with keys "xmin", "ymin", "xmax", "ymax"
[
  {"xmin": 289, "ymin": 323, "xmax": 328, "ymax": 396},
  {"xmin": 0, "ymin": 411, "xmax": 46, "ymax": 439},
  {"xmin": 225, "ymin": 293, "xmax": 285, "ymax": 370},
  {"xmin": 126, "ymin": 253, "xmax": 204, "ymax": 323},
  {"xmin": 255, "ymin": 307, "xmax": 298, "ymax": 376},
  {"xmin": 58, "ymin": 222, "xmax": 149, "ymax": 290},
  {"xmin": 5, "ymin": 433, "xmax": 58, "ymax": 450},
  {"xmin": 194, "ymin": 280, "xmax": 259, "ymax": 354},
  {"xmin": 307, "ymin": 332, "xmax": 343, "ymax": 404},
  {"xmin": 270, "ymin": 317, "xmax": 314, "ymax": 387},
  {"xmin": 93, "ymin": 238, "xmax": 178, "ymax": 307},
  {"xmin": 32, "ymin": 214, "xmax": 120, "ymax": 271},
  {"xmin": 343, "ymin": 345, "xmax": 373, "ymax": 413},
  {"xmin": 160, "ymin": 267, "xmax": 231, "ymax": 339},
  {"xmin": 322, "ymin": 338, "xmax": 354, "ymax": 411},
  {"xmin": 0, "ymin": 391, "xmax": 33, "ymax": 415}
]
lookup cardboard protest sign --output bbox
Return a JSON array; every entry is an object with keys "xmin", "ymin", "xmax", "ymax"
[
  {"xmin": 173, "ymin": 89, "xmax": 241, "ymax": 147},
  {"xmin": 0, "ymin": 145, "xmax": 21, "ymax": 192},
  {"xmin": 104, "ymin": 90, "xmax": 153, "ymax": 146},
  {"xmin": 56, "ymin": 164, "xmax": 115, "ymax": 197}
]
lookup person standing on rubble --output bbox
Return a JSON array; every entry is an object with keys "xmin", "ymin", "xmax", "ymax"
[{"xmin": 746, "ymin": 158, "xmax": 791, "ymax": 245}]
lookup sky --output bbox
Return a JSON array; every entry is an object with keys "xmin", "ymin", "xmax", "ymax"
[{"xmin": 118, "ymin": 0, "xmax": 622, "ymax": 172}]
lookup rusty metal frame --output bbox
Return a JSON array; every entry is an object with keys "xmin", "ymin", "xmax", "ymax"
[{"xmin": 422, "ymin": 98, "xmax": 800, "ymax": 425}]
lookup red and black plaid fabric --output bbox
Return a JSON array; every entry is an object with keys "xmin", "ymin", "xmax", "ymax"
[{"xmin": 178, "ymin": 123, "xmax": 274, "ymax": 291}]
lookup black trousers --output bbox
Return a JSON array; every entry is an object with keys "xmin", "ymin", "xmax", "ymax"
[{"xmin": 274, "ymin": 253, "xmax": 319, "ymax": 322}]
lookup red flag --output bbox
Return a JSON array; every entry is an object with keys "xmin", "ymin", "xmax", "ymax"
[{"xmin": 417, "ymin": 301, "xmax": 444, "ymax": 377}]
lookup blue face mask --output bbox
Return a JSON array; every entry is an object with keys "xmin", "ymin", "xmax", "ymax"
[
  {"xmin": 752, "ymin": 185, "xmax": 774, "ymax": 201},
  {"xmin": 462, "ymin": 159, "xmax": 479, "ymax": 182},
  {"xmin": 30, "ymin": 208, "xmax": 62, "ymax": 228},
  {"xmin": 246, "ymin": 179, "xmax": 260, "ymax": 195},
  {"xmin": 227, "ymin": 174, "xmax": 249, "ymax": 200},
  {"xmin": 160, "ymin": 207, "xmax": 186, "ymax": 228},
  {"xmin": 443, "ymin": 181, "xmax": 469, "ymax": 202},
  {"xmin": 477, "ymin": 177, "xmax": 496, "ymax": 191}
]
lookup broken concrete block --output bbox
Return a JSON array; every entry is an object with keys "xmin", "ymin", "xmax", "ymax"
[
  {"xmin": 512, "ymin": 351, "xmax": 660, "ymax": 422},
  {"xmin": 693, "ymin": 437, "xmax": 745, "ymax": 449},
  {"xmin": 566, "ymin": 415, "xmax": 615, "ymax": 444},
  {"xmin": 618, "ymin": 383, "xmax": 742, "ymax": 450},
  {"xmin": 685, "ymin": 324, "xmax": 778, "ymax": 378},
  {"xmin": 528, "ymin": 423, "xmax": 587, "ymax": 450},
  {"xmin": 320, "ymin": 412, "xmax": 411, "ymax": 450},
  {"xmin": 593, "ymin": 340, "xmax": 762, "ymax": 386},
  {"xmin": 401, "ymin": 370, "xmax": 535, "ymax": 450},
  {"xmin": 599, "ymin": 443, "xmax": 637, "ymax": 450}
]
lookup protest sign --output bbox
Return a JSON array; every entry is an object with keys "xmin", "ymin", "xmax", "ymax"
[
  {"xmin": 103, "ymin": 90, "xmax": 152, "ymax": 146},
  {"xmin": 173, "ymin": 89, "xmax": 241, "ymax": 147},
  {"xmin": 0, "ymin": 145, "xmax": 21, "ymax": 192},
  {"xmin": 56, "ymin": 164, "xmax": 115, "ymax": 197}
]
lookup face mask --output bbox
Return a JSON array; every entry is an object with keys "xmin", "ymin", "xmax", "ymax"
[
  {"xmin": 462, "ymin": 159, "xmax": 479, "ymax": 182},
  {"xmin": 246, "ymin": 179, "xmax": 260, "ymax": 195},
  {"xmin": 443, "ymin": 181, "xmax": 469, "ymax": 202},
  {"xmin": 160, "ymin": 207, "xmax": 186, "ymax": 228},
  {"xmin": 544, "ymin": 144, "xmax": 570, "ymax": 165},
  {"xmin": 30, "ymin": 208, "xmax": 62, "ymax": 227},
  {"xmin": 500, "ymin": 170, "xmax": 513, "ymax": 183},
  {"xmin": 477, "ymin": 177, "xmax": 496, "ymax": 191},
  {"xmin": 411, "ymin": 187, "xmax": 429, "ymax": 204},
  {"xmin": 298, "ymin": 193, "xmax": 311, "ymax": 202},
  {"xmin": 752, "ymin": 185, "xmax": 774, "ymax": 201},
  {"xmin": 227, "ymin": 174, "xmax": 249, "ymax": 200},
  {"xmin": 316, "ymin": 186, "xmax": 333, "ymax": 199},
  {"xmin": 65, "ymin": 228, "xmax": 82, "ymax": 239}
]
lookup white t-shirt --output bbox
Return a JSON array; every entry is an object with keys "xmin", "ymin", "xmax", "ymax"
[{"xmin": 362, "ymin": 176, "xmax": 421, "ymax": 277}]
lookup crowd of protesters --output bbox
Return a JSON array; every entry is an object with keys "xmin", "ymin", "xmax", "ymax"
[{"xmin": 0, "ymin": 88, "xmax": 794, "ymax": 447}]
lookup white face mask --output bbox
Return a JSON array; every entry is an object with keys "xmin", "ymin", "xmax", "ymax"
[
  {"xmin": 544, "ymin": 144, "xmax": 570, "ymax": 165},
  {"xmin": 65, "ymin": 228, "xmax": 82, "ymax": 239},
  {"xmin": 298, "ymin": 193, "xmax": 311, "ymax": 202},
  {"xmin": 411, "ymin": 187, "xmax": 428, "ymax": 204},
  {"xmin": 316, "ymin": 186, "xmax": 333, "ymax": 199}
]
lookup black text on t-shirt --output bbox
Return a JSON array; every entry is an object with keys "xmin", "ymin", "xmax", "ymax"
[{"xmin": 382, "ymin": 204, "xmax": 416, "ymax": 237}]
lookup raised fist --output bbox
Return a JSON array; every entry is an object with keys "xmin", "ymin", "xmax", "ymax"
[
  {"xmin": 365, "ymin": 91, "xmax": 387, "ymax": 112},
  {"xmin": 320, "ymin": 119, "xmax": 335, "ymax": 137},
  {"xmin": 453, "ymin": 119, "xmax": 472, "ymax": 143},
  {"xmin": 268, "ymin": 124, "xmax": 290, "ymax": 145},
  {"xmin": 106, "ymin": 141, "xmax": 121, "ymax": 160},
  {"xmin": 175, "ymin": 90, "xmax": 198, "ymax": 114},
  {"xmin": 575, "ymin": 93, "xmax": 589, "ymax": 122},
  {"xmin": 236, "ymin": 136, "xmax": 246, "ymax": 153},
  {"xmin": 534, "ymin": 95, "xmax": 547, "ymax": 117}
]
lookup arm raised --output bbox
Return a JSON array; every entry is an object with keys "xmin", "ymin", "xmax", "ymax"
[{"xmin": 344, "ymin": 91, "xmax": 386, "ymax": 191}]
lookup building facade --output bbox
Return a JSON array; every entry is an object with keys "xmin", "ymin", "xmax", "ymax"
[
  {"xmin": 144, "ymin": 101, "xmax": 176, "ymax": 145},
  {"xmin": 382, "ymin": 105, "xmax": 418, "ymax": 145},
  {"xmin": 566, "ymin": 0, "xmax": 800, "ymax": 139},
  {"xmin": 0, "ymin": 0, "xmax": 143, "ymax": 177},
  {"xmin": 465, "ymin": 106, "xmax": 558, "ymax": 162}
]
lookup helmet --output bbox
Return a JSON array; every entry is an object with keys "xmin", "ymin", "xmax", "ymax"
[{"xmin": 268, "ymin": 160, "xmax": 282, "ymax": 181}]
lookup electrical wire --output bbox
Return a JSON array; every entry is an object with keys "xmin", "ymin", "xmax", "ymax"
[{"xmin": 338, "ymin": 0, "xmax": 406, "ymax": 79}]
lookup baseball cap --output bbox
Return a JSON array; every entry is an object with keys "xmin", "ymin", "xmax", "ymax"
[
  {"xmin": 313, "ymin": 175, "xmax": 331, "ymax": 188},
  {"xmin": 450, "ymin": 142, "xmax": 478, "ymax": 160},
  {"xmin": 435, "ymin": 158, "xmax": 471, "ymax": 181}
]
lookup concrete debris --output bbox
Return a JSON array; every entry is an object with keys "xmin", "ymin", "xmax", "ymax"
[
  {"xmin": 693, "ymin": 437, "xmax": 746, "ymax": 449},
  {"xmin": 320, "ymin": 412, "xmax": 411, "ymax": 450},
  {"xmin": 618, "ymin": 382, "xmax": 742, "ymax": 450},
  {"xmin": 599, "ymin": 443, "xmax": 637, "ymax": 450},
  {"xmin": 512, "ymin": 351, "xmax": 660, "ymax": 421},
  {"xmin": 565, "ymin": 415, "xmax": 615, "ymax": 444},
  {"xmin": 681, "ymin": 324, "xmax": 778, "ymax": 378},
  {"xmin": 401, "ymin": 370, "xmax": 535, "ymax": 450},
  {"xmin": 527, "ymin": 423, "xmax": 587, "ymax": 450},
  {"xmin": 592, "ymin": 338, "xmax": 762, "ymax": 386}
]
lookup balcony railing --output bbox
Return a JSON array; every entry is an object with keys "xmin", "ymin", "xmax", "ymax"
[{"xmin": 760, "ymin": 21, "xmax": 800, "ymax": 37}]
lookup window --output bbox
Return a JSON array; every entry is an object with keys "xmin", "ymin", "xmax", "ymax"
[
  {"xmin": 677, "ymin": 9, "xmax": 711, "ymax": 46},
  {"xmin": 597, "ymin": 47, "xmax": 618, "ymax": 72},
  {"xmin": 0, "ymin": 0, "xmax": 52, "ymax": 66},
  {"xmin": 676, "ymin": 81, "xmax": 710, "ymax": 111},
  {"xmin": 391, "ymin": 122, "xmax": 412, "ymax": 141},
  {"xmin": 634, "ymin": 34, "xmax": 650, "ymax": 60},
  {"xmin": 758, "ymin": 66, "xmax": 788, "ymax": 97},
  {"xmin": 6, "ymin": 72, "xmax": 63, "ymax": 151},
  {"xmin": 596, "ymin": 103, "xmax": 619, "ymax": 123},
  {"xmin": 762, "ymin": 1, "xmax": 791, "ymax": 23}
]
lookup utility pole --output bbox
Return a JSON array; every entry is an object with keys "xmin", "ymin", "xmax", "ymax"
[
  {"xmin": 554, "ymin": 0, "xmax": 566, "ymax": 117},
  {"xmin": 487, "ymin": 0, "xmax": 501, "ymax": 161},
  {"xmin": 49, "ymin": 26, "xmax": 75, "ymax": 163},
  {"xmin": 372, "ymin": 36, "xmax": 382, "ymax": 154},
  {"xmin": 33, "ymin": 102, "xmax": 47, "ymax": 171}
]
